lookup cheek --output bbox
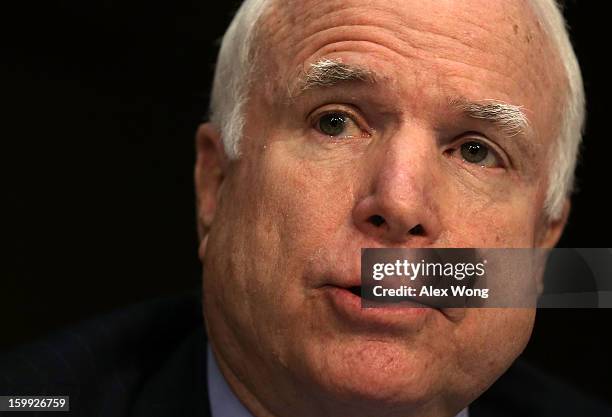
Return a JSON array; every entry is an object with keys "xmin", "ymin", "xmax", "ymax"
[
  {"xmin": 204, "ymin": 147, "xmax": 356, "ymax": 323},
  {"xmin": 438, "ymin": 182, "xmax": 542, "ymax": 247},
  {"xmin": 471, "ymin": 309, "xmax": 535, "ymax": 364},
  {"xmin": 258, "ymin": 148, "xmax": 358, "ymax": 252},
  {"xmin": 445, "ymin": 309, "xmax": 535, "ymax": 399}
]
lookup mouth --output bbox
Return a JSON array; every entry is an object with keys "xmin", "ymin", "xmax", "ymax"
[
  {"xmin": 319, "ymin": 283, "xmax": 436, "ymax": 332},
  {"xmin": 318, "ymin": 279, "xmax": 467, "ymax": 329},
  {"xmin": 347, "ymin": 286, "xmax": 362, "ymax": 297},
  {"xmin": 340, "ymin": 285, "xmax": 439, "ymax": 307}
]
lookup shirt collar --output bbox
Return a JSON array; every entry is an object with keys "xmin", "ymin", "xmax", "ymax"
[{"xmin": 207, "ymin": 345, "xmax": 253, "ymax": 417}]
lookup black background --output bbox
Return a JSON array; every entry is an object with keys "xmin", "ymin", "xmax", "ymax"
[{"xmin": 3, "ymin": 0, "xmax": 611, "ymax": 405}]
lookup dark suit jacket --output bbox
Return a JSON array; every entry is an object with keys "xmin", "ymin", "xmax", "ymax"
[{"xmin": 1, "ymin": 290, "xmax": 610, "ymax": 417}]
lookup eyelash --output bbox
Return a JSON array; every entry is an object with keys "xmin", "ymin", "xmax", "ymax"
[
  {"xmin": 309, "ymin": 106, "xmax": 371, "ymax": 139},
  {"xmin": 308, "ymin": 108, "xmax": 509, "ymax": 170},
  {"xmin": 445, "ymin": 136, "xmax": 509, "ymax": 169}
]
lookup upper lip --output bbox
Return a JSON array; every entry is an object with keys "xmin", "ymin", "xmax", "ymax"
[
  {"xmin": 317, "ymin": 266, "xmax": 469, "ymax": 324},
  {"xmin": 321, "ymin": 275, "xmax": 434, "ymax": 306},
  {"xmin": 322, "ymin": 274, "xmax": 467, "ymax": 311},
  {"xmin": 321, "ymin": 274, "xmax": 362, "ymax": 290}
]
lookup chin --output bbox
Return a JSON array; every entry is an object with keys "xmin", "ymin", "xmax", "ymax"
[{"xmin": 299, "ymin": 338, "xmax": 443, "ymax": 408}]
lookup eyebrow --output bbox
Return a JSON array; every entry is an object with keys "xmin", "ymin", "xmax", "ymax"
[
  {"xmin": 294, "ymin": 59, "xmax": 377, "ymax": 95},
  {"xmin": 293, "ymin": 60, "xmax": 531, "ymax": 138},
  {"xmin": 449, "ymin": 97, "xmax": 531, "ymax": 138}
]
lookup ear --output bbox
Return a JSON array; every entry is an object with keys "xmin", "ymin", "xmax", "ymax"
[
  {"xmin": 195, "ymin": 123, "xmax": 227, "ymax": 256},
  {"xmin": 537, "ymin": 198, "xmax": 571, "ymax": 248}
]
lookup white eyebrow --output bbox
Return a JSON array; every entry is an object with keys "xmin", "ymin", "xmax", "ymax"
[
  {"xmin": 293, "ymin": 61, "xmax": 530, "ymax": 137},
  {"xmin": 450, "ymin": 98, "xmax": 531, "ymax": 137},
  {"xmin": 296, "ymin": 59, "xmax": 377, "ymax": 94}
]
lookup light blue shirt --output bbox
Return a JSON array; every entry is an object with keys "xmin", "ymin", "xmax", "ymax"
[{"xmin": 207, "ymin": 345, "xmax": 469, "ymax": 417}]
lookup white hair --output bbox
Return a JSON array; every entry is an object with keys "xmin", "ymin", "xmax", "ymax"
[
  {"xmin": 209, "ymin": 0, "xmax": 272, "ymax": 159},
  {"xmin": 529, "ymin": 1, "xmax": 586, "ymax": 220},
  {"xmin": 209, "ymin": 0, "xmax": 585, "ymax": 220}
]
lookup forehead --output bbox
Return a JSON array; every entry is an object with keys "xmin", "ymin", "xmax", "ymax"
[
  {"xmin": 261, "ymin": 0, "xmax": 553, "ymax": 75},
  {"xmin": 255, "ymin": 0, "xmax": 564, "ymax": 140}
]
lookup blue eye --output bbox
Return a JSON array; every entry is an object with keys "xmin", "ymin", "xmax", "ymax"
[{"xmin": 318, "ymin": 113, "xmax": 347, "ymax": 136}]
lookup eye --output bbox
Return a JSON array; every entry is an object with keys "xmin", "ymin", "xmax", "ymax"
[
  {"xmin": 319, "ymin": 113, "xmax": 346, "ymax": 136},
  {"xmin": 315, "ymin": 112, "xmax": 365, "ymax": 138},
  {"xmin": 451, "ymin": 140, "xmax": 502, "ymax": 168}
]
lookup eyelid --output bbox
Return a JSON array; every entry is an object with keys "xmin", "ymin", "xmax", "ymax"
[
  {"xmin": 452, "ymin": 133, "xmax": 511, "ymax": 169},
  {"xmin": 308, "ymin": 104, "xmax": 372, "ymax": 137}
]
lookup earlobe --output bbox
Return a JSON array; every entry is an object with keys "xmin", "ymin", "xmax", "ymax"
[
  {"xmin": 538, "ymin": 198, "xmax": 571, "ymax": 248},
  {"xmin": 194, "ymin": 123, "xmax": 227, "ymax": 245}
]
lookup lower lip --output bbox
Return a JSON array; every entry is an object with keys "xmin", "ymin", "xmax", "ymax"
[{"xmin": 321, "ymin": 286, "xmax": 434, "ymax": 330}]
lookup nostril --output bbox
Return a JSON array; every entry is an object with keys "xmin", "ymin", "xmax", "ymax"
[
  {"xmin": 368, "ymin": 215, "xmax": 386, "ymax": 227},
  {"xmin": 409, "ymin": 224, "xmax": 425, "ymax": 236}
]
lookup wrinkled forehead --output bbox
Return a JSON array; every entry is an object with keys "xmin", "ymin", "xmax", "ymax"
[
  {"xmin": 254, "ymin": 0, "xmax": 565, "ymax": 139},
  {"xmin": 259, "ymin": 0, "xmax": 556, "ymax": 72}
]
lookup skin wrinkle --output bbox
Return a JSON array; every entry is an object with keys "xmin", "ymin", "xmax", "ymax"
[
  {"xmin": 275, "ymin": 2, "xmax": 511, "ymax": 55},
  {"xmin": 298, "ymin": 59, "xmax": 377, "ymax": 94},
  {"xmin": 258, "ymin": 0, "xmax": 563, "ymax": 133},
  {"xmin": 265, "ymin": 2, "xmax": 550, "ymax": 93},
  {"xmin": 439, "ymin": 72, "xmax": 546, "ymax": 180},
  {"xmin": 285, "ymin": 105, "xmax": 534, "ymax": 240},
  {"xmin": 278, "ymin": 34, "xmax": 535, "ymax": 132},
  {"xmin": 280, "ymin": 40, "xmax": 414, "ymax": 100},
  {"xmin": 244, "ymin": 2, "xmax": 569, "ymax": 212},
  {"xmin": 197, "ymin": 1, "xmax": 571, "ymax": 417},
  {"xmin": 280, "ymin": 44, "xmax": 548, "ymax": 163},
  {"xmin": 449, "ymin": 98, "xmax": 531, "ymax": 138},
  {"xmin": 297, "ymin": 60, "xmax": 531, "ymax": 140},
  {"xmin": 287, "ymin": 64, "xmax": 541, "ymax": 184}
]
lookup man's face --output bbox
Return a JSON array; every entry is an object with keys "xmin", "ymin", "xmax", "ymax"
[{"xmin": 197, "ymin": 0, "xmax": 568, "ymax": 416}]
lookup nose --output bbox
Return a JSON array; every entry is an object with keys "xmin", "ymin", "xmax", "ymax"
[{"xmin": 352, "ymin": 130, "xmax": 441, "ymax": 245}]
